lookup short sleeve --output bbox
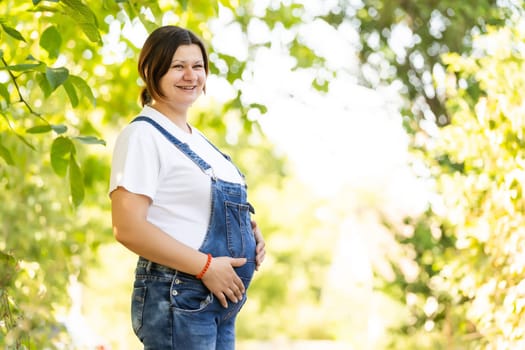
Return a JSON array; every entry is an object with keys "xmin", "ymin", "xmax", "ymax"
[{"xmin": 109, "ymin": 124, "xmax": 161, "ymax": 199}]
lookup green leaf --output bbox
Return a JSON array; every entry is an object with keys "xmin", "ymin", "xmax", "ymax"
[
  {"xmin": 63, "ymin": 79, "xmax": 79, "ymax": 107},
  {"xmin": 32, "ymin": 0, "xmax": 57, "ymax": 4},
  {"xmin": 46, "ymin": 66, "xmax": 69, "ymax": 91},
  {"xmin": 249, "ymin": 103, "xmax": 268, "ymax": 114},
  {"xmin": 51, "ymin": 124, "xmax": 68, "ymax": 134},
  {"xmin": 289, "ymin": 40, "xmax": 318, "ymax": 68},
  {"xmin": 4, "ymin": 63, "xmax": 43, "ymax": 72},
  {"xmin": 218, "ymin": 0, "xmax": 234, "ymax": 9},
  {"xmin": 61, "ymin": 0, "xmax": 99, "ymax": 25},
  {"xmin": 50, "ymin": 136, "xmax": 73, "ymax": 177},
  {"xmin": 179, "ymin": 0, "xmax": 189, "ymax": 10},
  {"xmin": 1, "ymin": 23, "xmax": 26, "ymax": 42},
  {"xmin": 61, "ymin": 0, "xmax": 102, "ymax": 43},
  {"xmin": 27, "ymin": 123, "xmax": 67, "ymax": 135},
  {"xmin": 69, "ymin": 75, "xmax": 96, "ymax": 106},
  {"xmin": 79, "ymin": 23, "xmax": 102, "ymax": 43},
  {"xmin": 25, "ymin": 54, "xmax": 40, "ymax": 62},
  {"xmin": 40, "ymin": 26, "xmax": 61, "ymax": 59},
  {"xmin": 0, "ymin": 142, "xmax": 14, "ymax": 165},
  {"xmin": 74, "ymin": 136, "xmax": 106, "ymax": 146},
  {"xmin": 0, "ymin": 82, "xmax": 10, "ymax": 105},
  {"xmin": 26, "ymin": 124, "xmax": 52, "ymax": 133},
  {"xmin": 137, "ymin": 13, "xmax": 159, "ymax": 33},
  {"xmin": 69, "ymin": 153, "xmax": 84, "ymax": 207},
  {"xmin": 312, "ymin": 78, "xmax": 329, "ymax": 92},
  {"xmin": 36, "ymin": 72, "xmax": 52, "ymax": 97},
  {"xmin": 0, "ymin": 251, "xmax": 18, "ymax": 288}
]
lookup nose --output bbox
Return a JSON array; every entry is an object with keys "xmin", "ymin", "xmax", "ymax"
[{"xmin": 183, "ymin": 67, "xmax": 196, "ymax": 80}]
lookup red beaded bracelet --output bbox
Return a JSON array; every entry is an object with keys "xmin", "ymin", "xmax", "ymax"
[{"xmin": 196, "ymin": 253, "xmax": 212, "ymax": 279}]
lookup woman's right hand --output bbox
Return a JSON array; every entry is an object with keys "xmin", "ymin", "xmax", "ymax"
[{"xmin": 201, "ymin": 256, "xmax": 246, "ymax": 308}]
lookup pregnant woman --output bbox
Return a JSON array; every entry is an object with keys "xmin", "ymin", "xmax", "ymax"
[{"xmin": 109, "ymin": 25, "xmax": 265, "ymax": 350}]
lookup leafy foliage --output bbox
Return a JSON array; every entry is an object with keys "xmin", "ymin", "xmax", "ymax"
[
  {"xmin": 379, "ymin": 18, "xmax": 525, "ymax": 350},
  {"xmin": 432, "ymin": 25, "xmax": 525, "ymax": 347},
  {"xmin": 350, "ymin": 0, "xmax": 516, "ymax": 128},
  {"xmin": 0, "ymin": 0, "xmax": 294, "ymax": 348}
]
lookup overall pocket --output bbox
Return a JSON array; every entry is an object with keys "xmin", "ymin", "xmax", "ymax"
[
  {"xmin": 131, "ymin": 285, "xmax": 147, "ymax": 336},
  {"xmin": 224, "ymin": 201, "xmax": 254, "ymax": 258},
  {"xmin": 171, "ymin": 274, "xmax": 213, "ymax": 313}
]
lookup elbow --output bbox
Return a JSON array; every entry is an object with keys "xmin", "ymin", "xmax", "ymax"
[{"xmin": 112, "ymin": 225, "xmax": 130, "ymax": 245}]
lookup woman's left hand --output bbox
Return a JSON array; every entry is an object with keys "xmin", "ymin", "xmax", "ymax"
[{"xmin": 251, "ymin": 220, "xmax": 265, "ymax": 271}]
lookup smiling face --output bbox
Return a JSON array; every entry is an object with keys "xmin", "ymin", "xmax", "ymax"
[
  {"xmin": 156, "ymin": 44, "xmax": 207, "ymax": 108},
  {"xmin": 138, "ymin": 26, "xmax": 209, "ymax": 109}
]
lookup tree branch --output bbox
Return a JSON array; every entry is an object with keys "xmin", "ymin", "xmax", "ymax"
[{"xmin": 1, "ymin": 56, "xmax": 44, "ymax": 120}]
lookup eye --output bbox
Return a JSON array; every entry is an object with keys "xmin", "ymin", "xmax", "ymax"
[
  {"xmin": 193, "ymin": 64, "xmax": 204, "ymax": 69},
  {"xmin": 172, "ymin": 64, "xmax": 184, "ymax": 70}
]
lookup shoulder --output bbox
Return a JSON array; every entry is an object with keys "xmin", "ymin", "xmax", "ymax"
[
  {"xmin": 116, "ymin": 106, "xmax": 165, "ymax": 141},
  {"xmin": 116, "ymin": 119, "xmax": 160, "ymax": 145}
]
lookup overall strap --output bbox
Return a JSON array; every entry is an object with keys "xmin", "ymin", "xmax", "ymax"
[
  {"xmin": 131, "ymin": 116, "xmax": 215, "ymax": 178},
  {"xmin": 132, "ymin": 116, "xmax": 255, "ymax": 214},
  {"xmin": 197, "ymin": 131, "xmax": 246, "ymax": 180}
]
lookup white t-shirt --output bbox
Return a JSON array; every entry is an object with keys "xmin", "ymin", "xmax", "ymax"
[{"xmin": 109, "ymin": 106, "xmax": 244, "ymax": 249}]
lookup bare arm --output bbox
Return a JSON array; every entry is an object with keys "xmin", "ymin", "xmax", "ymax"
[{"xmin": 111, "ymin": 186, "xmax": 245, "ymax": 307}]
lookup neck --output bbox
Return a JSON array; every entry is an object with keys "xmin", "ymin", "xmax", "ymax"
[{"xmin": 150, "ymin": 102, "xmax": 191, "ymax": 133}]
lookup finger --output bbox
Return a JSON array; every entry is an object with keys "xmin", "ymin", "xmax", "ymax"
[
  {"xmin": 256, "ymin": 248, "xmax": 266, "ymax": 262},
  {"xmin": 227, "ymin": 288, "xmax": 242, "ymax": 303},
  {"xmin": 230, "ymin": 257, "xmax": 247, "ymax": 267},
  {"xmin": 256, "ymin": 252, "xmax": 264, "ymax": 270},
  {"xmin": 217, "ymin": 293, "xmax": 228, "ymax": 308},
  {"xmin": 252, "ymin": 222, "xmax": 261, "ymax": 238},
  {"xmin": 225, "ymin": 289, "xmax": 236, "ymax": 303},
  {"xmin": 229, "ymin": 285, "xmax": 242, "ymax": 301},
  {"xmin": 256, "ymin": 240, "xmax": 265, "ymax": 253},
  {"xmin": 233, "ymin": 285, "xmax": 244, "ymax": 300},
  {"xmin": 234, "ymin": 276, "xmax": 245, "ymax": 294}
]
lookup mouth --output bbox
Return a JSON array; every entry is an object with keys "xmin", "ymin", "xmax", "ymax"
[{"xmin": 177, "ymin": 85, "xmax": 196, "ymax": 91}]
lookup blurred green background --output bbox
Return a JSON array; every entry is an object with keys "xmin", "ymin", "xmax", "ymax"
[{"xmin": 1, "ymin": 0, "xmax": 525, "ymax": 349}]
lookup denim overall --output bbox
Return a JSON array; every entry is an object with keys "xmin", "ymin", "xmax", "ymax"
[{"xmin": 129, "ymin": 116, "xmax": 256, "ymax": 350}]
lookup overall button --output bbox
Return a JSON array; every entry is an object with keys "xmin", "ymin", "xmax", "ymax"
[
  {"xmin": 172, "ymin": 290, "xmax": 178, "ymax": 296},
  {"xmin": 174, "ymin": 278, "xmax": 181, "ymax": 284}
]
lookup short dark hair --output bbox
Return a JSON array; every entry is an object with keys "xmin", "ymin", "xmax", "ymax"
[{"xmin": 138, "ymin": 25, "xmax": 209, "ymax": 106}]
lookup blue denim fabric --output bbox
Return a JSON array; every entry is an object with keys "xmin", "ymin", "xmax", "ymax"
[{"xmin": 129, "ymin": 117, "xmax": 256, "ymax": 350}]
